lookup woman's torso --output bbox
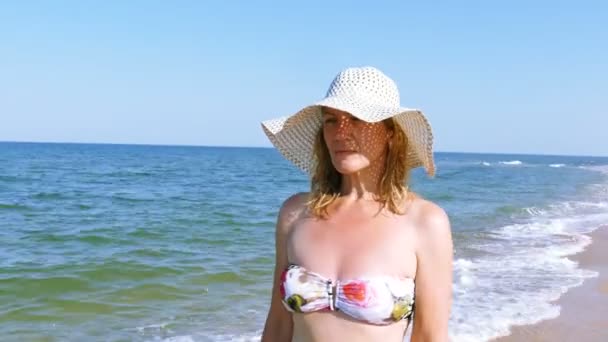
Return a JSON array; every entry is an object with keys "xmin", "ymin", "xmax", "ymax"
[{"xmin": 285, "ymin": 196, "xmax": 420, "ymax": 342}]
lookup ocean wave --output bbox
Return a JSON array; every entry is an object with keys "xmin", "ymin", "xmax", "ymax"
[
  {"xmin": 580, "ymin": 165, "xmax": 608, "ymax": 174},
  {"xmin": 0, "ymin": 203, "xmax": 32, "ymax": 211},
  {"xmin": 499, "ymin": 160, "xmax": 522, "ymax": 165},
  {"xmin": 105, "ymin": 283, "xmax": 188, "ymax": 303},
  {"xmin": 136, "ymin": 322, "xmax": 169, "ymax": 334},
  {"xmin": 32, "ymin": 192, "xmax": 65, "ymax": 200},
  {"xmin": 515, "ymin": 200, "xmax": 608, "ymax": 220},
  {"xmin": 76, "ymin": 234, "xmax": 121, "ymax": 245},
  {"xmin": 111, "ymin": 194, "xmax": 156, "ymax": 203},
  {"xmin": 200, "ymin": 330, "xmax": 262, "ymax": 342},
  {"xmin": 158, "ymin": 331, "xmax": 262, "ymax": 342},
  {"xmin": 76, "ymin": 261, "xmax": 183, "ymax": 282},
  {"xmin": 449, "ymin": 210, "xmax": 605, "ymax": 341},
  {"xmin": 5, "ymin": 275, "xmax": 94, "ymax": 297},
  {"xmin": 523, "ymin": 206, "xmax": 548, "ymax": 216},
  {"xmin": 546, "ymin": 201, "xmax": 608, "ymax": 218},
  {"xmin": 195, "ymin": 271, "xmax": 254, "ymax": 285},
  {"xmin": 162, "ymin": 336, "xmax": 196, "ymax": 342},
  {"xmin": 549, "ymin": 163, "xmax": 565, "ymax": 168}
]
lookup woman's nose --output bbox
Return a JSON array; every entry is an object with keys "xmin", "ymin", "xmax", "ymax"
[{"xmin": 335, "ymin": 118, "xmax": 353, "ymax": 139}]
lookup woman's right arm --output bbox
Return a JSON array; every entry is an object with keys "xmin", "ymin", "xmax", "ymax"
[{"xmin": 261, "ymin": 193, "xmax": 307, "ymax": 342}]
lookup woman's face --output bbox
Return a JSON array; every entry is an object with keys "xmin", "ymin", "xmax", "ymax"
[{"xmin": 322, "ymin": 107, "xmax": 392, "ymax": 175}]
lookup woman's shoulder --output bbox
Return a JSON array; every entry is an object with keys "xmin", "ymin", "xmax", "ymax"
[
  {"xmin": 407, "ymin": 195, "xmax": 451, "ymax": 241},
  {"xmin": 279, "ymin": 192, "xmax": 310, "ymax": 214},
  {"xmin": 276, "ymin": 192, "xmax": 310, "ymax": 232}
]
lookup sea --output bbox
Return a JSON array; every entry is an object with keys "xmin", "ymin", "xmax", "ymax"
[{"xmin": 1, "ymin": 142, "xmax": 607, "ymax": 342}]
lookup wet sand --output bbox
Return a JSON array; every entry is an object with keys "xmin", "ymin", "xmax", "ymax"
[{"xmin": 492, "ymin": 225, "xmax": 608, "ymax": 341}]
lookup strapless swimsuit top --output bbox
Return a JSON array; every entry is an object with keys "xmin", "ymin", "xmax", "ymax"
[{"xmin": 280, "ymin": 264, "xmax": 415, "ymax": 325}]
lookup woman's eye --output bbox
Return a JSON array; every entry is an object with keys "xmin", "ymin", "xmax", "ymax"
[{"xmin": 324, "ymin": 118, "xmax": 336, "ymax": 124}]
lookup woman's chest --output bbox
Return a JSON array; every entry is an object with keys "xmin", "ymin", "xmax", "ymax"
[{"xmin": 286, "ymin": 214, "xmax": 417, "ymax": 279}]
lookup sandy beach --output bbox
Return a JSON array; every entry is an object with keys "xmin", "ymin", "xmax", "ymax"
[{"xmin": 493, "ymin": 225, "xmax": 608, "ymax": 341}]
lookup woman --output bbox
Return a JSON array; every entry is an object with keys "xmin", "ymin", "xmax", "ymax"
[{"xmin": 260, "ymin": 67, "xmax": 453, "ymax": 342}]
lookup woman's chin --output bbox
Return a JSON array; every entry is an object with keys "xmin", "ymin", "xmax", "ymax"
[{"xmin": 331, "ymin": 157, "xmax": 369, "ymax": 174}]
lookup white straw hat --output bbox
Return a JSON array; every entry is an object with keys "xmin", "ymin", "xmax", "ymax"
[{"xmin": 261, "ymin": 66, "xmax": 435, "ymax": 177}]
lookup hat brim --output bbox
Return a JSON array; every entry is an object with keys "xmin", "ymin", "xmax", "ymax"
[{"xmin": 261, "ymin": 97, "xmax": 435, "ymax": 177}]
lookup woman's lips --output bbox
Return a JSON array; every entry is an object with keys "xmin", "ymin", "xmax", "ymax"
[{"xmin": 334, "ymin": 150, "xmax": 356, "ymax": 155}]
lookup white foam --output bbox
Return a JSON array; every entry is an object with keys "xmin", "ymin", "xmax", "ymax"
[
  {"xmin": 523, "ymin": 206, "xmax": 548, "ymax": 216},
  {"xmin": 481, "ymin": 162, "xmax": 491, "ymax": 166},
  {"xmin": 207, "ymin": 331, "xmax": 261, "ymax": 342},
  {"xmin": 549, "ymin": 163, "xmax": 565, "ymax": 168},
  {"xmin": 153, "ymin": 331, "xmax": 262, "ymax": 342},
  {"xmin": 454, "ymin": 259, "xmax": 477, "ymax": 287},
  {"xmin": 580, "ymin": 165, "xmax": 608, "ymax": 174},
  {"xmin": 448, "ymin": 170, "xmax": 608, "ymax": 340},
  {"xmin": 499, "ymin": 160, "xmax": 522, "ymax": 165},
  {"xmin": 521, "ymin": 201, "xmax": 608, "ymax": 222},
  {"xmin": 448, "ymin": 210, "xmax": 603, "ymax": 341},
  {"xmin": 137, "ymin": 323, "xmax": 168, "ymax": 333},
  {"xmin": 162, "ymin": 337, "xmax": 196, "ymax": 342}
]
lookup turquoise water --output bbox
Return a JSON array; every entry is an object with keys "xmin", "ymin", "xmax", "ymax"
[{"xmin": 1, "ymin": 142, "xmax": 607, "ymax": 341}]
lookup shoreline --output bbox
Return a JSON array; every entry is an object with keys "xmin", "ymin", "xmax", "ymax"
[{"xmin": 492, "ymin": 225, "xmax": 608, "ymax": 341}]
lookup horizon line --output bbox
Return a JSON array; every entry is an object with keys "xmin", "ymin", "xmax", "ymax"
[{"xmin": 1, "ymin": 140, "xmax": 607, "ymax": 159}]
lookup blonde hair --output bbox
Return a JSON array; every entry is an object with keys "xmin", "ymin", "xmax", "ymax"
[{"xmin": 307, "ymin": 117, "xmax": 414, "ymax": 218}]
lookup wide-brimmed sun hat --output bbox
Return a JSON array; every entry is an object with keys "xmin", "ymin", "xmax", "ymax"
[{"xmin": 261, "ymin": 66, "xmax": 435, "ymax": 177}]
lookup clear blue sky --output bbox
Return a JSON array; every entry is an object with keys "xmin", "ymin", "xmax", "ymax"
[{"xmin": 1, "ymin": 1, "xmax": 606, "ymax": 156}]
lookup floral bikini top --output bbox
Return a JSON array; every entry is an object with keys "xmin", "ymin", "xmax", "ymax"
[{"xmin": 280, "ymin": 264, "xmax": 415, "ymax": 325}]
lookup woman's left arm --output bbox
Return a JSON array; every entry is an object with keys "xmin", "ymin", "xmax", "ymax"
[{"xmin": 410, "ymin": 202, "xmax": 454, "ymax": 342}]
